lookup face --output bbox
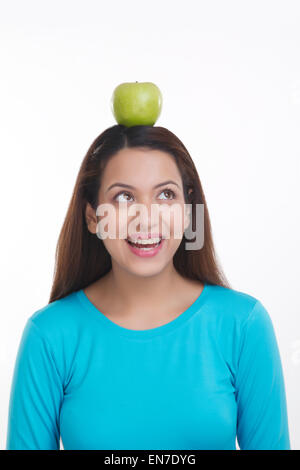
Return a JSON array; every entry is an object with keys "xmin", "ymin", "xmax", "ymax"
[{"xmin": 85, "ymin": 147, "xmax": 191, "ymax": 278}]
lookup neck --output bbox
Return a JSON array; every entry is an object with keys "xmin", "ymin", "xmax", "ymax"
[{"xmin": 100, "ymin": 261, "xmax": 188, "ymax": 316}]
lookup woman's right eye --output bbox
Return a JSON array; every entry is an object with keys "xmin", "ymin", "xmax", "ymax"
[{"xmin": 113, "ymin": 191, "xmax": 133, "ymax": 203}]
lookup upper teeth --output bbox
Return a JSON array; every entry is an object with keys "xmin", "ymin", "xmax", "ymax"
[{"xmin": 128, "ymin": 237, "xmax": 161, "ymax": 245}]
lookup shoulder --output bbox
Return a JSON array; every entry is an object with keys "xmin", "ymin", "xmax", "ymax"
[
  {"xmin": 203, "ymin": 284, "xmax": 276, "ymax": 376},
  {"xmin": 27, "ymin": 290, "xmax": 86, "ymax": 346},
  {"xmin": 18, "ymin": 290, "xmax": 91, "ymax": 391},
  {"xmin": 204, "ymin": 283, "xmax": 267, "ymax": 329}
]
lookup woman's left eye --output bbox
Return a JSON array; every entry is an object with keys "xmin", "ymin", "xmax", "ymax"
[
  {"xmin": 158, "ymin": 189, "xmax": 176, "ymax": 200},
  {"xmin": 113, "ymin": 188, "xmax": 176, "ymax": 203}
]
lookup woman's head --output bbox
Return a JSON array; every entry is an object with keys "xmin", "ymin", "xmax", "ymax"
[
  {"xmin": 85, "ymin": 146, "xmax": 192, "ymax": 280},
  {"xmin": 49, "ymin": 124, "xmax": 231, "ymax": 303}
]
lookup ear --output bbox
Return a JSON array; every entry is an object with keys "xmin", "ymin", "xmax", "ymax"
[
  {"xmin": 187, "ymin": 188, "xmax": 193, "ymax": 198},
  {"xmin": 85, "ymin": 202, "xmax": 98, "ymax": 234},
  {"xmin": 183, "ymin": 203, "xmax": 192, "ymax": 232},
  {"xmin": 183, "ymin": 188, "xmax": 193, "ymax": 230}
]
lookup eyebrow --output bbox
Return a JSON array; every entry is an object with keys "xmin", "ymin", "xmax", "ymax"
[{"xmin": 106, "ymin": 180, "xmax": 181, "ymax": 193}]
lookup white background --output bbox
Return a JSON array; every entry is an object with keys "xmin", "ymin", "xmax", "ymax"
[{"xmin": 1, "ymin": 0, "xmax": 299, "ymax": 450}]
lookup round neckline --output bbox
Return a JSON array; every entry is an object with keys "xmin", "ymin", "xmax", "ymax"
[{"xmin": 76, "ymin": 282, "xmax": 210, "ymax": 339}]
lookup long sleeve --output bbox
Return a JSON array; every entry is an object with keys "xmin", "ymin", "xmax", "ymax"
[
  {"xmin": 6, "ymin": 318, "xmax": 64, "ymax": 450},
  {"xmin": 235, "ymin": 300, "xmax": 291, "ymax": 450}
]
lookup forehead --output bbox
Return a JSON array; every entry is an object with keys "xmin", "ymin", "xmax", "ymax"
[{"xmin": 101, "ymin": 148, "xmax": 182, "ymax": 188}]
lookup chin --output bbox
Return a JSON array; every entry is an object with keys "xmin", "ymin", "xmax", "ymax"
[{"xmin": 121, "ymin": 264, "xmax": 171, "ymax": 279}]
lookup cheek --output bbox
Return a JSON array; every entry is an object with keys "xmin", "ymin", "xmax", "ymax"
[
  {"xmin": 101, "ymin": 237, "xmax": 130, "ymax": 267},
  {"xmin": 96, "ymin": 205, "xmax": 128, "ymax": 240},
  {"xmin": 160, "ymin": 204, "xmax": 187, "ymax": 240}
]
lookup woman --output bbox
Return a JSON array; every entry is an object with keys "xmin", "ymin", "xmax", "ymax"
[{"xmin": 6, "ymin": 124, "xmax": 291, "ymax": 450}]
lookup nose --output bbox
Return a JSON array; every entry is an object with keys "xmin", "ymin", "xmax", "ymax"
[{"xmin": 129, "ymin": 199, "xmax": 160, "ymax": 236}]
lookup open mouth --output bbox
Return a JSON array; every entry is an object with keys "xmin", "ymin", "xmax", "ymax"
[{"xmin": 126, "ymin": 238, "xmax": 162, "ymax": 250}]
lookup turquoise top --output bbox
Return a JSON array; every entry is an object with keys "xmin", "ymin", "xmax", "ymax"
[{"xmin": 6, "ymin": 283, "xmax": 291, "ymax": 450}]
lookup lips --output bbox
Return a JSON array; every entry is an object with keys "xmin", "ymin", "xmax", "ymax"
[
  {"xmin": 125, "ymin": 236, "xmax": 165, "ymax": 257},
  {"xmin": 126, "ymin": 238, "xmax": 162, "ymax": 248},
  {"xmin": 126, "ymin": 232, "xmax": 163, "ymax": 247}
]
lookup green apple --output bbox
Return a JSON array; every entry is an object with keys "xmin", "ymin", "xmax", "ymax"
[{"xmin": 111, "ymin": 81, "xmax": 163, "ymax": 127}]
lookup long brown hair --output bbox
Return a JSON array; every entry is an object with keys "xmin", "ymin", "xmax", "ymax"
[{"xmin": 49, "ymin": 124, "xmax": 231, "ymax": 303}]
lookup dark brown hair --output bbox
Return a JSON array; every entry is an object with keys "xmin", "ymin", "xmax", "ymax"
[{"xmin": 49, "ymin": 124, "xmax": 231, "ymax": 303}]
